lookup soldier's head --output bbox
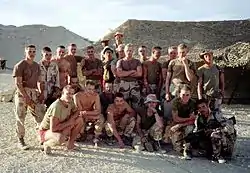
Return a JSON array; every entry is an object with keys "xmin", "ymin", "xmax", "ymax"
[
  {"xmin": 199, "ymin": 50, "xmax": 213, "ymax": 64},
  {"xmin": 116, "ymin": 44, "xmax": 125, "ymax": 59},
  {"xmin": 103, "ymin": 46, "xmax": 113, "ymax": 61},
  {"xmin": 152, "ymin": 46, "xmax": 162, "ymax": 60},
  {"xmin": 124, "ymin": 43, "xmax": 133, "ymax": 58},
  {"xmin": 25, "ymin": 45, "xmax": 36, "ymax": 60},
  {"xmin": 177, "ymin": 43, "xmax": 188, "ymax": 58},
  {"xmin": 144, "ymin": 94, "xmax": 160, "ymax": 109},
  {"xmin": 196, "ymin": 99, "xmax": 210, "ymax": 117},
  {"xmin": 168, "ymin": 46, "xmax": 178, "ymax": 59},
  {"xmin": 114, "ymin": 92, "xmax": 125, "ymax": 106},
  {"xmin": 101, "ymin": 39, "xmax": 109, "ymax": 47},
  {"xmin": 42, "ymin": 47, "xmax": 52, "ymax": 61},
  {"xmin": 114, "ymin": 32, "xmax": 123, "ymax": 43},
  {"xmin": 61, "ymin": 85, "xmax": 75, "ymax": 102},
  {"xmin": 56, "ymin": 45, "xmax": 66, "ymax": 58},
  {"xmin": 68, "ymin": 43, "xmax": 77, "ymax": 56},
  {"xmin": 179, "ymin": 84, "xmax": 191, "ymax": 104},
  {"xmin": 85, "ymin": 80, "xmax": 96, "ymax": 95},
  {"xmin": 104, "ymin": 83, "xmax": 113, "ymax": 93},
  {"xmin": 138, "ymin": 46, "xmax": 147, "ymax": 57},
  {"xmin": 71, "ymin": 77, "xmax": 80, "ymax": 93},
  {"xmin": 86, "ymin": 45, "xmax": 95, "ymax": 59}
]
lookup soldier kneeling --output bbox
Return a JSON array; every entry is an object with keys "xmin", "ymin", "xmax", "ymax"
[{"xmin": 194, "ymin": 99, "xmax": 236, "ymax": 163}]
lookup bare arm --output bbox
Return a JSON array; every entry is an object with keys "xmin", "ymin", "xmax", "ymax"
[
  {"xmin": 219, "ymin": 71, "xmax": 225, "ymax": 96},
  {"xmin": 50, "ymin": 116, "xmax": 73, "ymax": 132},
  {"xmin": 116, "ymin": 67, "xmax": 135, "ymax": 77},
  {"xmin": 154, "ymin": 112, "xmax": 164, "ymax": 128},
  {"xmin": 197, "ymin": 76, "xmax": 203, "ymax": 100},
  {"xmin": 107, "ymin": 107, "xmax": 122, "ymax": 141},
  {"xmin": 183, "ymin": 62, "xmax": 194, "ymax": 82},
  {"xmin": 143, "ymin": 64, "xmax": 148, "ymax": 84},
  {"xmin": 162, "ymin": 68, "xmax": 167, "ymax": 83},
  {"xmin": 131, "ymin": 65, "xmax": 142, "ymax": 77},
  {"xmin": 73, "ymin": 94, "xmax": 83, "ymax": 111},
  {"xmin": 165, "ymin": 72, "xmax": 172, "ymax": 94},
  {"xmin": 14, "ymin": 77, "xmax": 29, "ymax": 98}
]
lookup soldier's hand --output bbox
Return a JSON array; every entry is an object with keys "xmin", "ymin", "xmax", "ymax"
[
  {"xmin": 141, "ymin": 136, "xmax": 147, "ymax": 143},
  {"xmin": 25, "ymin": 96, "xmax": 35, "ymax": 107},
  {"xmin": 38, "ymin": 94, "xmax": 45, "ymax": 104}
]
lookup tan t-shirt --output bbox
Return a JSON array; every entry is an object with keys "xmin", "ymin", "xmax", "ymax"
[
  {"xmin": 39, "ymin": 99, "xmax": 76, "ymax": 130},
  {"xmin": 13, "ymin": 59, "xmax": 40, "ymax": 89}
]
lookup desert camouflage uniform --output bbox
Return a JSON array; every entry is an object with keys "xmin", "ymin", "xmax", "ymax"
[
  {"xmin": 105, "ymin": 114, "xmax": 136, "ymax": 137},
  {"xmin": 39, "ymin": 61, "xmax": 60, "ymax": 100},
  {"xmin": 132, "ymin": 123, "xmax": 163, "ymax": 149},
  {"xmin": 84, "ymin": 114, "xmax": 105, "ymax": 137},
  {"xmin": 195, "ymin": 111, "xmax": 236, "ymax": 159},
  {"xmin": 15, "ymin": 88, "xmax": 46, "ymax": 138},
  {"xmin": 118, "ymin": 80, "xmax": 141, "ymax": 108}
]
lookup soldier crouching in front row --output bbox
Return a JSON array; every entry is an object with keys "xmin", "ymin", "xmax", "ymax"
[{"xmin": 193, "ymin": 99, "xmax": 236, "ymax": 163}]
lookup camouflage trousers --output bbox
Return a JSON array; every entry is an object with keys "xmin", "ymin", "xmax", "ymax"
[
  {"xmin": 142, "ymin": 84, "xmax": 161, "ymax": 98},
  {"xmin": 118, "ymin": 80, "xmax": 141, "ymax": 108},
  {"xmin": 113, "ymin": 78, "xmax": 121, "ymax": 94},
  {"xmin": 14, "ymin": 88, "xmax": 46, "ymax": 138},
  {"xmin": 82, "ymin": 114, "xmax": 105, "ymax": 137},
  {"xmin": 132, "ymin": 123, "xmax": 163, "ymax": 148},
  {"xmin": 165, "ymin": 123, "xmax": 194, "ymax": 152},
  {"xmin": 105, "ymin": 114, "xmax": 136, "ymax": 137},
  {"xmin": 209, "ymin": 127, "xmax": 236, "ymax": 159},
  {"xmin": 77, "ymin": 62, "xmax": 86, "ymax": 89}
]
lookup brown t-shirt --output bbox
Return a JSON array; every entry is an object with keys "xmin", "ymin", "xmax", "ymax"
[
  {"xmin": 143, "ymin": 60, "xmax": 162, "ymax": 84},
  {"xmin": 83, "ymin": 58, "xmax": 103, "ymax": 80},
  {"xmin": 116, "ymin": 58, "xmax": 141, "ymax": 81},
  {"xmin": 167, "ymin": 58, "xmax": 196, "ymax": 86},
  {"xmin": 64, "ymin": 55, "xmax": 83, "ymax": 77},
  {"xmin": 13, "ymin": 59, "xmax": 40, "ymax": 89}
]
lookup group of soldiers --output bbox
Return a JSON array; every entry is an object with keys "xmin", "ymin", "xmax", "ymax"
[{"xmin": 12, "ymin": 31, "xmax": 236, "ymax": 164}]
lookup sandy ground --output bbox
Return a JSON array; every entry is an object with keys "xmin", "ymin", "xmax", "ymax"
[{"xmin": 0, "ymin": 72, "xmax": 250, "ymax": 173}]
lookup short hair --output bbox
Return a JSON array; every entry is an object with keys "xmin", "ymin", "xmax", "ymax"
[
  {"xmin": 58, "ymin": 45, "xmax": 65, "ymax": 49},
  {"xmin": 25, "ymin": 44, "xmax": 36, "ymax": 49},
  {"xmin": 116, "ymin": 44, "xmax": 125, "ymax": 51},
  {"xmin": 42, "ymin": 46, "xmax": 52, "ymax": 52},
  {"xmin": 152, "ymin": 46, "xmax": 162, "ymax": 51},
  {"xmin": 196, "ymin": 98, "xmax": 208, "ymax": 107},
  {"xmin": 138, "ymin": 45, "xmax": 147, "ymax": 50},
  {"xmin": 178, "ymin": 43, "xmax": 188, "ymax": 49},
  {"xmin": 179, "ymin": 84, "xmax": 191, "ymax": 92},
  {"xmin": 168, "ymin": 46, "xmax": 177, "ymax": 51},
  {"xmin": 114, "ymin": 92, "xmax": 124, "ymax": 99},
  {"xmin": 87, "ymin": 45, "xmax": 94, "ymax": 50},
  {"xmin": 124, "ymin": 43, "xmax": 133, "ymax": 50},
  {"xmin": 62, "ymin": 85, "xmax": 75, "ymax": 92},
  {"xmin": 85, "ymin": 80, "xmax": 96, "ymax": 86},
  {"xmin": 69, "ymin": 43, "xmax": 77, "ymax": 47}
]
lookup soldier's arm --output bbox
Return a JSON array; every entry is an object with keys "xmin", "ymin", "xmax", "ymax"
[
  {"xmin": 183, "ymin": 60, "xmax": 194, "ymax": 82},
  {"xmin": 73, "ymin": 94, "xmax": 83, "ymax": 111},
  {"xmin": 219, "ymin": 68, "xmax": 225, "ymax": 96},
  {"xmin": 162, "ymin": 67, "xmax": 167, "ymax": 83},
  {"xmin": 165, "ymin": 72, "xmax": 172, "ymax": 94},
  {"xmin": 131, "ymin": 64, "xmax": 142, "ymax": 77},
  {"xmin": 158, "ymin": 66, "xmax": 163, "ymax": 88},
  {"xmin": 197, "ymin": 76, "xmax": 203, "ymax": 100},
  {"xmin": 92, "ymin": 61, "xmax": 103, "ymax": 76},
  {"xmin": 143, "ymin": 64, "xmax": 148, "ymax": 85},
  {"xmin": 125, "ymin": 102, "xmax": 136, "ymax": 117},
  {"xmin": 14, "ymin": 77, "xmax": 29, "ymax": 99},
  {"xmin": 107, "ymin": 106, "xmax": 122, "ymax": 141}
]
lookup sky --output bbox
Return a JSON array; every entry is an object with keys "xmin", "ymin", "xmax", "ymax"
[{"xmin": 0, "ymin": 0, "xmax": 249, "ymax": 41}]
